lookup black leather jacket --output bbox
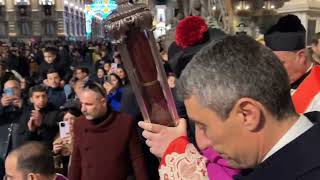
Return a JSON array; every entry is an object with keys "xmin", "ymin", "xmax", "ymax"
[{"xmin": 0, "ymin": 101, "xmax": 27, "ymax": 178}]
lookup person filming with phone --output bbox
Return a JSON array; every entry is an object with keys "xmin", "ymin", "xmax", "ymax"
[
  {"xmin": 52, "ymin": 99, "xmax": 82, "ymax": 176},
  {"xmin": 103, "ymin": 73, "xmax": 123, "ymax": 112},
  {"xmin": 0, "ymin": 79, "xmax": 27, "ymax": 178}
]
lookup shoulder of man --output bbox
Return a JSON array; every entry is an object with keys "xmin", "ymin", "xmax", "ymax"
[{"xmin": 113, "ymin": 112, "xmax": 136, "ymax": 127}]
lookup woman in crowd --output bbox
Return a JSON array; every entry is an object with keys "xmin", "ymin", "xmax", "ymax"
[
  {"xmin": 94, "ymin": 67, "xmax": 106, "ymax": 86},
  {"xmin": 103, "ymin": 62, "xmax": 111, "ymax": 75},
  {"xmin": 116, "ymin": 66, "xmax": 128, "ymax": 86},
  {"xmin": 103, "ymin": 73, "xmax": 123, "ymax": 112},
  {"xmin": 52, "ymin": 99, "xmax": 82, "ymax": 176}
]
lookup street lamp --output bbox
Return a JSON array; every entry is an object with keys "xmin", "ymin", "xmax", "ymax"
[
  {"xmin": 263, "ymin": 1, "xmax": 275, "ymax": 10},
  {"xmin": 39, "ymin": 0, "xmax": 55, "ymax": 6},
  {"xmin": 235, "ymin": 0, "xmax": 250, "ymax": 11}
]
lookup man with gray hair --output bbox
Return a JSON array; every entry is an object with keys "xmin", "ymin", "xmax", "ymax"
[
  {"xmin": 139, "ymin": 35, "xmax": 320, "ymax": 179},
  {"xmin": 69, "ymin": 81, "xmax": 149, "ymax": 180}
]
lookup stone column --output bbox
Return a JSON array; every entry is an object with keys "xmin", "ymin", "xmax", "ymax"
[
  {"xmin": 31, "ymin": 0, "xmax": 41, "ymax": 37},
  {"xmin": 56, "ymin": 12, "xmax": 66, "ymax": 37},
  {"xmin": 6, "ymin": 0, "xmax": 17, "ymax": 37},
  {"xmin": 56, "ymin": 0, "xmax": 64, "ymax": 11},
  {"xmin": 55, "ymin": 0, "xmax": 66, "ymax": 38}
]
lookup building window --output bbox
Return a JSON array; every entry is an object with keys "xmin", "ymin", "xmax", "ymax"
[
  {"xmin": 43, "ymin": 5, "xmax": 52, "ymax": 16},
  {"xmin": 77, "ymin": 22, "xmax": 80, "ymax": 36},
  {"xmin": 0, "ymin": 22, "xmax": 6, "ymax": 36},
  {"xmin": 64, "ymin": 7, "xmax": 69, "ymax": 17},
  {"xmin": 71, "ymin": 20, "xmax": 74, "ymax": 35},
  {"xmin": 65, "ymin": 20, "xmax": 70, "ymax": 35},
  {"xmin": 17, "ymin": 6, "xmax": 28, "ymax": 16},
  {"xmin": 44, "ymin": 21, "xmax": 55, "ymax": 35},
  {"xmin": 19, "ymin": 22, "xmax": 31, "ymax": 35}
]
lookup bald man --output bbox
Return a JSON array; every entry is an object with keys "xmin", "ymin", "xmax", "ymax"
[
  {"xmin": 5, "ymin": 142, "xmax": 56, "ymax": 180},
  {"xmin": 0, "ymin": 79, "xmax": 26, "ymax": 178}
]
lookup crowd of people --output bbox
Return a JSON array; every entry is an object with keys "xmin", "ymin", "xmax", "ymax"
[
  {"xmin": 0, "ymin": 39, "xmax": 171, "ymax": 179},
  {"xmin": 1, "ymin": 13, "xmax": 320, "ymax": 180}
]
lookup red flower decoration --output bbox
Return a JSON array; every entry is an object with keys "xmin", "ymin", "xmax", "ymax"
[{"xmin": 175, "ymin": 16, "xmax": 208, "ymax": 49}]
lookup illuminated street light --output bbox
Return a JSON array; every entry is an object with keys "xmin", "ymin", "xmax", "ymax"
[{"xmin": 236, "ymin": 0, "xmax": 250, "ymax": 11}]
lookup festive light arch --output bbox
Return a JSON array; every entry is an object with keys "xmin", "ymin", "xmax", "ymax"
[{"xmin": 85, "ymin": 0, "xmax": 117, "ymax": 38}]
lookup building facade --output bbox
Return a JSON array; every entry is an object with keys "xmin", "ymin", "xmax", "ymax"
[{"xmin": 0, "ymin": 0, "xmax": 103, "ymax": 42}]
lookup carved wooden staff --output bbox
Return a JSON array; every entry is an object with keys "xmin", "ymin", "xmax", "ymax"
[{"xmin": 105, "ymin": 0, "xmax": 178, "ymax": 126}]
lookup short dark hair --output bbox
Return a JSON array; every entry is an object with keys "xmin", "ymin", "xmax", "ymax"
[
  {"xmin": 43, "ymin": 47, "xmax": 57, "ymax": 55},
  {"xmin": 76, "ymin": 67, "xmax": 89, "ymax": 75},
  {"xmin": 46, "ymin": 68, "xmax": 60, "ymax": 77},
  {"xmin": 312, "ymin": 32, "xmax": 320, "ymax": 45},
  {"xmin": 13, "ymin": 142, "xmax": 55, "ymax": 176},
  {"xmin": 29, "ymin": 85, "xmax": 47, "ymax": 97},
  {"xmin": 178, "ymin": 35, "xmax": 295, "ymax": 120}
]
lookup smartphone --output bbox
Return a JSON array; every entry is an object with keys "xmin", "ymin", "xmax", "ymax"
[
  {"xmin": 3, "ymin": 88, "xmax": 13, "ymax": 96},
  {"xmin": 59, "ymin": 122, "xmax": 70, "ymax": 139},
  {"xmin": 110, "ymin": 63, "xmax": 118, "ymax": 73},
  {"xmin": 104, "ymin": 75, "xmax": 109, "ymax": 82}
]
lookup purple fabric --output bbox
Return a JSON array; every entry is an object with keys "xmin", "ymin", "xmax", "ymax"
[
  {"xmin": 55, "ymin": 173, "xmax": 68, "ymax": 180},
  {"xmin": 202, "ymin": 147, "xmax": 240, "ymax": 180}
]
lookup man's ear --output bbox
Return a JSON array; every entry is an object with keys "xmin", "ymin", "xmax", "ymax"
[
  {"xmin": 296, "ymin": 49, "xmax": 308, "ymax": 65},
  {"xmin": 311, "ymin": 44, "xmax": 317, "ymax": 52},
  {"xmin": 234, "ymin": 98, "xmax": 263, "ymax": 132},
  {"xmin": 100, "ymin": 97, "xmax": 106, "ymax": 104},
  {"xmin": 27, "ymin": 173, "xmax": 38, "ymax": 180},
  {"xmin": 29, "ymin": 97, "xmax": 33, "ymax": 104}
]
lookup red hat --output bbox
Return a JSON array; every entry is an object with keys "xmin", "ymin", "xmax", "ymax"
[{"xmin": 175, "ymin": 16, "xmax": 208, "ymax": 49}]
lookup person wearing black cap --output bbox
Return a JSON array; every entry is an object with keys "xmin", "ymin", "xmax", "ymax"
[
  {"xmin": 265, "ymin": 14, "xmax": 320, "ymax": 114},
  {"xmin": 168, "ymin": 16, "xmax": 226, "ymax": 146}
]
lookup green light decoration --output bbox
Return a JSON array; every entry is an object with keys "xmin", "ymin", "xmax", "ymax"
[{"xmin": 85, "ymin": 0, "xmax": 117, "ymax": 38}]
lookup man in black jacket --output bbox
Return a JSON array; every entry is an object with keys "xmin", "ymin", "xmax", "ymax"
[
  {"xmin": 46, "ymin": 68, "xmax": 66, "ymax": 109},
  {"xmin": 16, "ymin": 85, "xmax": 62, "ymax": 149},
  {"xmin": 0, "ymin": 79, "xmax": 27, "ymax": 178}
]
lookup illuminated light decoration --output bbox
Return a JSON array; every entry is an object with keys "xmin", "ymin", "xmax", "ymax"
[
  {"xmin": 236, "ymin": 0, "xmax": 250, "ymax": 11},
  {"xmin": 39, "ymin": 0, "xmax": 55, "ymax": 5},
  {"xmin": 0, "ymin": 0, "xmax": 5, "ymax": 5},
  {"xmin": 15, "ymin": 0, "xmax": 30, "ymax": 5},
  {"xmin": 84, "ymin": 0, "xmax": 117, "ymax": 38},
  {"xmin": 263, "ymin": 1, "xmax": 275, "ymax": 10}
]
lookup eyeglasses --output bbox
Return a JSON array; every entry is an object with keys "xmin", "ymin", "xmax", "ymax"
[{"xmin": 83, "ymin": 80, "xmax": 106, "ymax": 97}]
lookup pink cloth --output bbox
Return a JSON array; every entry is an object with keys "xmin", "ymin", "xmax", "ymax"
[
  {"xmin": 202, "ymin": 147, "xmax": 240, "ymax": 180},
  {"xmin": 55, "ymin": 173, "xmax": 68, "ymax": 180}
]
